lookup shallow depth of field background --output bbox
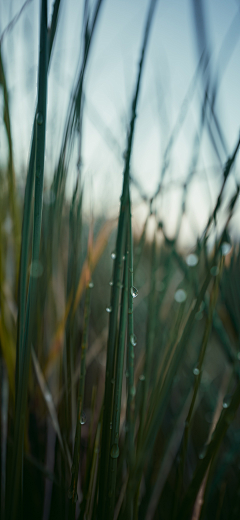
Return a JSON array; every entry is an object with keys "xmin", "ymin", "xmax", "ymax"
[
  {"xmin": 1, "ymin": 0, "xmax": 240, "ymax": 240},
  {"xmin": 1, "ymin": 1, "xmax": 240, "ymax": 520}
]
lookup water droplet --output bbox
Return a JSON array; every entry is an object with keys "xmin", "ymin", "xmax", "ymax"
[
  {"xmin": 30, "ymin": 260, "xmax": 43, "ymax": 278},
  {"xmin": 130, "ymin": 286, "xmax": 138, "ymax": 298},
  {"xmin": 199, "ymin": 444, "xmax": 207, "ymax": 460},
  {"xmin": 111, "ymin": 252, "xmax": 116, "ymax": 260},
  {"xmin": 223, "ymin": 395, "xmax": 231, "ymax": 409},
  {"xmin": 130, "ymin": 334, "xmax": 137, "ymax": 346},
  {"xmin": 106, "ymin": 306, "xmax": 112, "ymax": 313},
  {"xmin": 110, "ymin": 422, "xmax": 112, "ymax": 430},
  {"xmin": 186, "ymin": 253, "xmax": 199, "ymax": 267},
  {"xmin": 45, "ymin": 392, "xmax": 52, "ymax": 402},
  {"xmin": 89, "ymin": 281, "xmax": 94, "ymax": 288},
  {"xmin": 139, "ymin": 374, "xmax": 145, "ymax": 381},
  {"xmin": 109, "ymin": 281, "xmax": 113, "ymax": 286},
  {"xmin": 110, "ymin": 444, "xmax": 119, "ymax": 458},
  {"xmin": 237, "ymin": 352, "xmax": 240, "ymax": 361},
  {"xmin": 193, "ymin": 367, "xmax": 200, "ymax": 376},
  {"xmin": 36, "ymin": 112, "xmax": 43, "ymax": 125},
  {"xmin": 130, "ymin": 351, "xmax": 135, "ymax": 359},
  {"xmin": 221, "ymin": 242, "xmax": 231, "ymax": 256},
  {"xmin": 210, "ymin": 266, "xmax": 219, "ymax": 276},
  {"xmin": 43, "ymin": 190, "xmax": 55, "ymax": 205},
  {"xmin": 174, "ymin": 289, "xmax": 187, "ymax": 303},
  {"xmin": 123, "ymin": 255, "xmax": 125, "ymax": 260},
  {"xmin": 130, "ymin": 386, "xmax": 136, "ymax": 397},
  {"xmin": 205, "ymin": 412, "xmax": 212, "ymax": 424},
  {"xmin": 80, "ymin": 411, "xmax": 87, "ymax": 425}
]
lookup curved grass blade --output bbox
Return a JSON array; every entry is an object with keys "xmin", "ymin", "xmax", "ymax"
[
  {"xmin": 9, "ymin": 2, "xmax": 48, "ymax": 518},
  {"xmin": 68, "ymin": 282, "xmax": 92, "ymax": 518},
  {"xmin": 1, "ymin": 360, "xmax": 8, "ymax": 520},
  {"xmin": 177, "ymin": 374, "xmax": 240, "ymax": 519},
  {"xmin": 106, "ymin": 242, "xmax": 129, "ymax": 519},
  {"xmin": 98, "ymin": 2, "xmax": 159, "ymax": 516},
  {"xmin": 78, "ymin": 385, "xmax": 97, "ymax": 520},
  {"xmin": 31, "ymin": 347, "xmax": 65, "ymax": 456},
  {"xmin": 0, "ymin": 46, "xmax": 20, "ymax": 283},
  {"xmin": 133, "ymin": 230, "xmax": 157, "ymax": 517},
  {"xmin": 65, "ymin": 184, "xmax": 83, "ymax": 447},
  {"xmin": 16, "ymin": 0, "xmax": 62, "ymax": 396},
  {"xmin": 85, "ymin": 420, "xmax": 102, "ymax": 520},
  {"xmin": 202, "ymin": 133, "xmax": 240, "ymax": 241},
  {"xmin": 130, "ymin": 267, "xmax": 213, "ymax": 499},
  {"xmin": 172, "ymin": 258, "xmax": 223, "ymax": 518},
  {"xmin": 0, "ymin": 228, "xmax": 16, "ymax": 396},
  {"xmin": 126, "ymin": 207, "xmax": 136, "ymax": 477},
  {"xmin": 43, "ymin": 218, "xmax": 115, "ymax": 379}
]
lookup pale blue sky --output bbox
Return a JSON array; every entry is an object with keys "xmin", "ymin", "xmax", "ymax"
[{"xmin": 1, "ymin": 0, "xmax": 240, "ymax": 246}]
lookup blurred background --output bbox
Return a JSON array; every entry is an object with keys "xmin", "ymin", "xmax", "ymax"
[
  {"xmin": 1, "ymin": 0, "xmax": 240, "ymax": 246},
  {"xmin": 1, "ymin": 2, "xmax": 240, "ymax": 519}
]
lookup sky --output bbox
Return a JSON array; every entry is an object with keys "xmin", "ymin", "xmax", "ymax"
[{"xmin": 1, "ymin": 0, "xmax": 240, "ymax": 247}]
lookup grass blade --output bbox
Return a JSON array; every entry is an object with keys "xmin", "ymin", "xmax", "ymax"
[
  {"xmin": 9, "ymin": 2, "xmax": 48, "ymax": 518},
  {"xmin": 98, "ymin": 2, "xmax": 158, "ymax": 515}
]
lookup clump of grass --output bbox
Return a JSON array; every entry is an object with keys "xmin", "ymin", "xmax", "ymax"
[{"xmin": 1, "ymin": 1, "xmax": 240, "ymax": 520}]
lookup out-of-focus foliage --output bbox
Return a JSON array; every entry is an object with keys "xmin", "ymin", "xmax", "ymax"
[{"xmin": 1, "ymin": 1, "xmax": 240, "ymax": 520}]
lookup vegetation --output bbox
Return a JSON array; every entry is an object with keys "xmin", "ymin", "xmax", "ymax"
[{"xmin": 1, "ymin": 1, "xmax": 240, "ymax": 519}]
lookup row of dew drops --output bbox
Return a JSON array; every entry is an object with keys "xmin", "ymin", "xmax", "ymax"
[
  {"xmin": 180, "ymin": 240, "xmax": 235, "ymax": 461},
  {"xmin": 106, "ymin": 251, "xmax": 138, "ymax": 313},
  {"xmin": 106, "ymin": 239, "xmax": 232, "ymax": 320},
  {"xmin": 106, "ymin": 239, "xmax": 231, "ymax": 312},
  {"xmin": 79, "ymin": 241, "xmax": 232, "ymax": 464},
  {"xmin": 184, "ymin": 239, "xmax": 235, "ymax": 447},
  {"xmin": 76, "ymin": 241, "xmax": 232, "ymax": 466},
  {"xmin": 60, "ymin": 241, "xmax": 232, "ymax": 458}
]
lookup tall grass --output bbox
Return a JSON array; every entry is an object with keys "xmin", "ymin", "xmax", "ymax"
[{"xmin": 1, "ymin": 1, "xmax": 240, "ymax": 519}]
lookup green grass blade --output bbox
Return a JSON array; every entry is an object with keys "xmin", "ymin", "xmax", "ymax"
[
  {"xmin": 133, "ymin": 230, "xmax": 157, "ymax": 518},
  {"xmin": 98, "ymin": 2, "xmax": 158, "ymax": 515},
  {"xmin": 177, "ymin": 378, "xmax": 240, "ymax": 519},
  {"xmin": 172, "ymin": 259, "xmax": 223, "ymax": 518},
  {"xmin": 131, "ymin": 268, "xmax": 213, "ymax": 495},
  {"xmin": 0, "ymin": 46, "xmax": 20, "ymax": 284},
  {"xmin": 68, "ymin": 282, "xmax": 92, "ymax": 517},
  {"xmin": 16, "ymin": 0, "xmax": 62, "ymax": 395},
  {"xmin": 1, "ymin": 360, "xmax": 8, "ymax": 520},
  {"xmin": 106, "ymin": 241, "xmax": 129, "ymax": 519},
  {"xmin": 9, "ymin": 2, "xmax": 48, "ymax": 518},
  {"xmin": 31, "ymin": 347, "xmax": 65, "ymax": 455},
  {"xmin": 126, "ymin": 207, "xmax": 136, "ymax": 470}
]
